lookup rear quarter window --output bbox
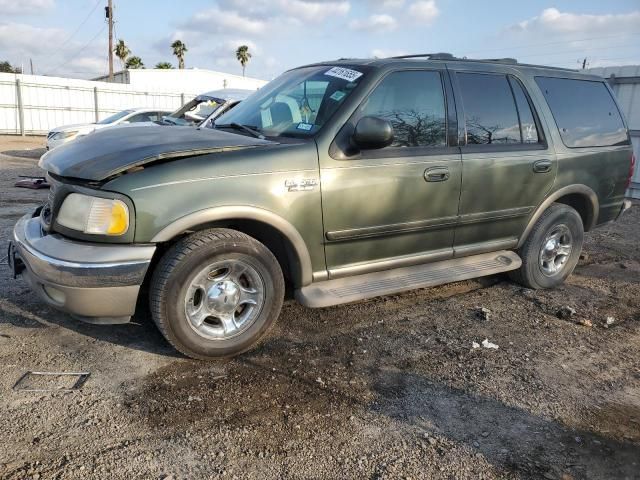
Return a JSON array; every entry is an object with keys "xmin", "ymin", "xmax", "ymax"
[{"xmin": 535, "ymin": 77, "xmax": 628, "ymax": 148}]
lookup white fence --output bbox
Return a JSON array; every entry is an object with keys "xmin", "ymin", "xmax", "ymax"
[{"xmin": 0, "ymin": 72, "xmax": 199, "ymax": 135}]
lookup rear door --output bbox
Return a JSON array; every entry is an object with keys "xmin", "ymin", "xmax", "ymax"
[
  {"xmin": 450, "ymin": 68, "xmax": 555, "ymax": 256},
  {"xmin": 319, "ymin": 68, "xmax": 462, "ymax": 277}
]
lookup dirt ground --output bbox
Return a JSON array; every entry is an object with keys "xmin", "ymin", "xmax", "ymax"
[{"xmin": 0, "ymin": 135, "xmax": 638, "ymax": 480}]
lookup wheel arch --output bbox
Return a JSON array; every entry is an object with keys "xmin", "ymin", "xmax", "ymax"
[
  {"xmin": 517, "ymin": 185, "xmax": 598, "ymax": 248},
  {"xmin": 151, "ymin": 206, "xmax": 313, "ymax": 287}
]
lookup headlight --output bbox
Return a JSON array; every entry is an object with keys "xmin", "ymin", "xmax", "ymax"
[
  {"xmin": 56, "ymin": 193, "xmax": 129, "ymax": 236},
  {"xmin": 52, "ymin": 130, "xmax": 79, "ymax": 140}
]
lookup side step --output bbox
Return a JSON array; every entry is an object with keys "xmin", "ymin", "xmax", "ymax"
[{"xmin": 295, "ymin": 251, "xmax": 521, "ymax": 308}]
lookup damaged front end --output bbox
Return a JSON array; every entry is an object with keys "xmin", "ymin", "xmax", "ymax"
[{"xmin": 39, "ymin": 124, "xmax": 273, "ymax": 181}]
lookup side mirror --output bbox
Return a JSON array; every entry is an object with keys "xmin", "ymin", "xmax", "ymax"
[{"xmin": 352, "ymin": 116, "xmax": 394, "ymax": 150}]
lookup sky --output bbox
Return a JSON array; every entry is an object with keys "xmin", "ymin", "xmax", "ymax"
[{"xmin": 1, "ymin": 0, "xmax": 639, "ymax": 80}]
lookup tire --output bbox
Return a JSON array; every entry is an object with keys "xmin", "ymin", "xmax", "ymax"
[
  {"xmin": 509, "ymin": 203, "xmax": 584, "ymax": 289},
  {"xmin": 149, "ymin": 228, "xmax": 285, "ymax": 359}
]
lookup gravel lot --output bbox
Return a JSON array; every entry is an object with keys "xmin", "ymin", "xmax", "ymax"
[{"xmin": 0, "ymin": 135, "xmax": 639, "ymax": 480}]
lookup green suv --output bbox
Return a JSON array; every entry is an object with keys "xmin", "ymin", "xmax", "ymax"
[{"xmin": 9, "ymin": 54, "xmax": 634, "ymax": 359}]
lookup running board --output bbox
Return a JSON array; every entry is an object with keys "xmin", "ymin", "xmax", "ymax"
[{"xmin": 295, "ymin": 251, "xmax": 521, "ymax": 308}]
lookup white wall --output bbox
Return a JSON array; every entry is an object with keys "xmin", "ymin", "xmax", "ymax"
[
  {"xmin": 0, "ymin": 72, "xmax": 200, "ymax": 135},
  {"xmin": 94, "ymin": 68, "xmax": 267, "ymax": 94},
  {"xmin": 0, "ymin": 69, "xmax": 268, "ymax": 135}
]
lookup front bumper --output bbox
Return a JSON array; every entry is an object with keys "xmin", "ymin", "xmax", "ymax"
[{"xmin": 9, "ymin": 214, "xmax": 155, "ymax": 324}]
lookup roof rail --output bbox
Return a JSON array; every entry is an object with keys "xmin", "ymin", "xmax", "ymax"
[
  {"xmin": 389, "ymin": 53, "xmax": 520, "ymax": 65},
  {"xmin": 391, "ymin": 53, "xmax": 456, "ymax": 60},
  {"xmin": 476, "ymin": 58, "xmax": 518, "ymax": 65}
]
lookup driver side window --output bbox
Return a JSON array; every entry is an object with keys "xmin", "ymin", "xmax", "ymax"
[{"xmin": 360, "ymin": 70, "xmax": 447, "ymax": 148}]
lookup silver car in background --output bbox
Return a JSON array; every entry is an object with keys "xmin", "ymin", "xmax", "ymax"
[
  {"xmin": 161, "ymin": 89, "xmax": 253, "ymax": 128},
  {"xmin": 46, "ymin": 108, "xmax": 171, "ymax": 150}
]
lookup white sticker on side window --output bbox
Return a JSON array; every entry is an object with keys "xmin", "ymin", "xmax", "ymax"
[{"xmin": 325, "ymin": 67, "xmax": 363, "ymax": 82}]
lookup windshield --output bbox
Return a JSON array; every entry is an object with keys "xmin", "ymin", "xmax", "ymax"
[
  {"xmin": 214, "ymin": 65, "xmax": 369, "ymax": 137},
  {"xmin": 165, "ymin": 97, "xmax": 223, "ymax": 126},
  {"xmin": 97, "ymin": 109, "xmax": 134, "ymax": 125}
]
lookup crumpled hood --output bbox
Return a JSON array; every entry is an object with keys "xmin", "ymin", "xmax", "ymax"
[{"xmin": 40, "ymin": 125, "xmax": 275, "ymax": 181}]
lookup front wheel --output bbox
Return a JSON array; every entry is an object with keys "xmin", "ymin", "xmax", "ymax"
[
  {"xmin": 150, "ymin": 228, "xmax": 285, "ymax": 359},
  {"xmin": 510, "ymin": 203, "xmax": 584, "ymax": 289}
]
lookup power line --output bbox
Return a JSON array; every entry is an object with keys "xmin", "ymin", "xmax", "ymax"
[
  {"xmin": 463, "ymin": 32, "xmax": 640, "ymax": 57},
  {"xmin": 545, "ymin": 55, "xmax": 640, "ymax": 68},
  {"xmin": 46, "ymin": 24, "xmax": 107, "ymax": 75},
  {"xmin": 514, "ymin": 43, "xmax": 639, "ymax": 60},
  {"xmin": 57, "ymin": 0, "xmax": 103, "ymax": 50},
  {"xmin": 37, "ymin": 0, "xmax": 103, "ymax": 74}
]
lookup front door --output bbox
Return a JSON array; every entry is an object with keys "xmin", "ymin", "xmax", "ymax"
[
  {"xmin": 320, "ymin": 69, "xmax": 462, "ymax": 278},
  {"xmin": 450, "ymin": 69, "xmax": 556, "ymax": 255}
]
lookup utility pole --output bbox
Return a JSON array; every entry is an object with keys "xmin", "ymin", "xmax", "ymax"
[
  {"xmin": 106, "ymin": 0, "xmax": 114, "ymax": 81},
  {"xmin": 29, "ymin": 58, "xmax": 34, "ymax": 75}
]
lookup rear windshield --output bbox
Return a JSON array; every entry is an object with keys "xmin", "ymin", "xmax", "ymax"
[{"xmin": 535, "ymin": 77, "xmax": 628, "ymax": 148}]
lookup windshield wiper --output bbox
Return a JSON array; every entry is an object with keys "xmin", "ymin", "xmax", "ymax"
[{"xmin": 216, "ymin": 122, "xmax": 265, "ymax": 140}]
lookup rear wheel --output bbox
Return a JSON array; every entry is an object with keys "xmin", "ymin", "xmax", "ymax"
[
  {"xmin": 510, "ymin": 203, "xmax": 584, "ymax": 289},
  {"xmin": 150, "ymin": 228, "xmax": 285, "ymax": 359}
]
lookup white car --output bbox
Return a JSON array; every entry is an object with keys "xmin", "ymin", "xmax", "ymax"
[
  {"xmin": 161, "ymin": 89, "xmax": 253, "ymax": 128},
  {"xmin": 46, "ymin": 108, "xmax": 171, "ymax": 150}
]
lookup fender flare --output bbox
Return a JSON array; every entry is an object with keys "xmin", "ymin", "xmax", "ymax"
[
  {"xmin": 151, "ymin": 206, "xmax": 314, "ymax": 286},
  {"xmin": 517, "ymin": 185, "xmax": 599, "ymax": 248}
]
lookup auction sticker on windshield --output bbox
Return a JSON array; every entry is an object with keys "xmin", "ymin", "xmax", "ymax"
[{"xmin": 325, "ymin": 67, "xmax": 363, "ymax": 82}]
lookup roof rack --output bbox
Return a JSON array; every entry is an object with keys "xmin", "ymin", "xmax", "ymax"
[
  {"xmin": 391, "ymin": 53, "xmax": 456, "ymax": 60},
  {"xmin": 476, "ymin": 58, "xmax": 518, "ymax": 65},
  {"xmin": 389, "ymin": 53, "xmax": 519, "ymax": 65}
]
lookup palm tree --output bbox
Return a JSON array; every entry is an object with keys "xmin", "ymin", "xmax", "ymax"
[
  {"xmin": 125, "ymin": 56, "xmax": 144, "ymax": 69},
  {"xmin": 236, "ymin": 45, "xmax": 252, "ymax": 77},
  {"xmin": 155, "ymin": 62, "xmax": 173, "ymax": 69},
  {"xmin": 171, "ymin": 40, "xmax": 187, "ymax": 69},
  {"xmin": 114, "ymin": 39, "xmax": 130, "ymax": 70}
]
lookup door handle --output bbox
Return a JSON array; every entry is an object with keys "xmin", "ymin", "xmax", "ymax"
[
  {"xmin": 424, "ymin": 166, "xmax": 450, "ymax": 182},
  {"xmin": 533, "ymin": 160, "xmax": 552, "ymax": 173}
]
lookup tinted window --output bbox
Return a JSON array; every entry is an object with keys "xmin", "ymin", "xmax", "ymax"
[
  {"xmin": 360, "ymin": 70, "xmax": 446, "ymax": 148},
  {"xmin": 535, "ymin": 77, "xmax": 627, "ymax": 148},
  {"xmin": 458, "ymin": 73, "xmax": 520, "ymax": 145},
  {"xmin": 509, "ymin": 77, "xmax": 540, "ymax": 144}
]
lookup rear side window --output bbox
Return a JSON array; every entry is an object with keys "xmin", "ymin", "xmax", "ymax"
[
  {"xmin": 457, "ymin": 73, "xmax": 521, "ymax": 145},
  {"xmin": 535, "ymin": 77, "xmax": 628, "ymax": 148},
  {"xmin": 360, "ymin": 70, "xmax": 447, "ymax": 148}
]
